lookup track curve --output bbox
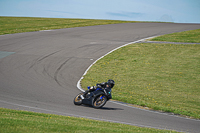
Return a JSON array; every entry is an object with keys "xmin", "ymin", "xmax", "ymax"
[{"xmin": 0, "ymin": 23, "xmax": 200, "ymax": 132}]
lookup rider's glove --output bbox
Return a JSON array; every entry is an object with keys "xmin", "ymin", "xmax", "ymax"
[{"xmin": 90, "ymin": 86, "xmax": 96, "ymax": 90}]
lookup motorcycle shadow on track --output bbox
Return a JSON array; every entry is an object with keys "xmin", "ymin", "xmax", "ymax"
[{"xmin": 81, "ymin": 104, "xmax": 124, "ymax": 110}]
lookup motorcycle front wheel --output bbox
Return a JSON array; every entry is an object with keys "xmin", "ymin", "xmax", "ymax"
[
  {"xmin": 74, "ymin": 92, "xmax": 84, "ymax": 105},
  {"xmin": 92, "ymin": 95, "xmax": 107, "ymax": 109}
]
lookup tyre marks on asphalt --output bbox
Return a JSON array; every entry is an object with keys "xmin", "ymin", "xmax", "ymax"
[{"xmin": 54, "ymin": 57, "xmax": 72, "ymax": 87}]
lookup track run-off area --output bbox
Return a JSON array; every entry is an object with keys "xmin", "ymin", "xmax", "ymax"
[{"xmin": 0, "ymin": 23, "xmax": 200, "ymax": 132}]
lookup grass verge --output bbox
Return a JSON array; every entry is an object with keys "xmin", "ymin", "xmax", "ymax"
[
  {"xmin": 81, "ymin": 30, "xmax": 200, "ymax": 119},
  {"xmin": 150, "ymin": 29, "xmax": 200, "ymax": 43},
  {"xmin": 0, "ymin": 16, "xmax": 142, "ymax": 35},
  {"xmin": 0, "ymin": 108, "xmax": 177, "ymax": 133}
]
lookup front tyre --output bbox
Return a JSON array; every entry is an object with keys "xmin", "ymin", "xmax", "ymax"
[
  {"xmin": 74, "ymin": 92, "xmax": 84, "ymax": 105},
  {"xmin": 92, "ymin": 95, "xmax": 107, "ymax": 108}
]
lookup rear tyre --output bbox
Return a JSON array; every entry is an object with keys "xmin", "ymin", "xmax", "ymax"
[
  {"xmin": 74, "ymin": 92, "xmax": 84, "ymax": 105},
  {"xmin": 92, "ymin": 95, "xmax": 107, "ymax": 108}
]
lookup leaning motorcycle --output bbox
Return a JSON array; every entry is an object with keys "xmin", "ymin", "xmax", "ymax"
[{"xmin": 74, "ymin": 87, "xmax": 112, "ymax": 108}]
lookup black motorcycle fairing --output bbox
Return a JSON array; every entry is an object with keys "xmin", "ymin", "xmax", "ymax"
[
  {"xmin": 74, "ymin": 87, "xmax": 112, "ymax": 108},
  {"xmin": 82, "ymin": 90, "xmax": 105, "ymax": 105}
]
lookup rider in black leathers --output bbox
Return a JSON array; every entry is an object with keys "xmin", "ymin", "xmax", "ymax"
[{"xmin": 83, "ymin": 79, "xmax": 115, "ymax": 98}]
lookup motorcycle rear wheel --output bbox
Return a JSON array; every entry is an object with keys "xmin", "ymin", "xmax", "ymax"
[
  {"xmin": 74, "ymin": 92, "xmax": 84, "ymax": 105},
  {"xmin": 92, "ymin": 95, "xmax": 107, "ymax": 108}
]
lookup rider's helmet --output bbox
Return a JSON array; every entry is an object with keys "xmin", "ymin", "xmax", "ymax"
[{"xmin": 107, "ymin": 79, "xmax": 115, "ymax": 88}]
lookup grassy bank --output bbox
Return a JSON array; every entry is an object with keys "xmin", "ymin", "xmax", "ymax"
[
  {"xmin": 81, "ymin": 29, "xmax": 200, "ymax": 119},
  {"xmin": 0, "ymin": 108, "xmax": 177, "ymax": 133},
  {"xmin": 0, "ymin": 16, "xmax": 141, "ymax": 35},
  {"xmin": 151, "ymin": 29, "xmax": 200, "ymax": 43}
]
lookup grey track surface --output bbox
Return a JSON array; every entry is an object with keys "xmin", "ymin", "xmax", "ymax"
[{"xmin": 0, "ymin": 23, "xmax": 200, "ymax": 132}]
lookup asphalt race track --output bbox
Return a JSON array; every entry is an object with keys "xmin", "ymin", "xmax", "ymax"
[{"xmin": 0, "ymin": 23, "xmax": 200, "ymax": 132}]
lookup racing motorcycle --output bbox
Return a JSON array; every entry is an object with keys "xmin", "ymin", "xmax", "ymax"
[{"xmin": 74, "ymin": 87, "xmax": 112, "ymax": 108}]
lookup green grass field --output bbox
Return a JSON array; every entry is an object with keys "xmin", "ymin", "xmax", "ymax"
[
  {"xmin": 82, "ymin": 29, "xmax": 200, "ymax": 119},
  {"xmin": 0, "ymin": 16, "xmax": 141, "ymax": 35},
  {"xmin": 0, "ymin": 108, "xmax": 177, "ymax": 133},
  {"xmin": 151, "ymin": 29, "xmax": 200, "ymax": 43}
]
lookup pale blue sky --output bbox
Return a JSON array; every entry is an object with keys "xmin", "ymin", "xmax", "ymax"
[{"xmin": 0, "ymin": 0, "xmax": 200, "ymax": 23}]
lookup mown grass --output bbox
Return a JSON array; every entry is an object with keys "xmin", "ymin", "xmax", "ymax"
[
  {"xmin": 0, "ymin": 16, "xmax": 142, "ymax": 35},
  {"xmin": 81, "ymin": 30, "xmax": 200, "ymax": 119},
  {"xmin": 0, "ymin": 108, "xmax": 177, "ymax": 133},
  {"xmin": 151, "ymin": 29, "xmax": 200, "ymax": 43}
]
